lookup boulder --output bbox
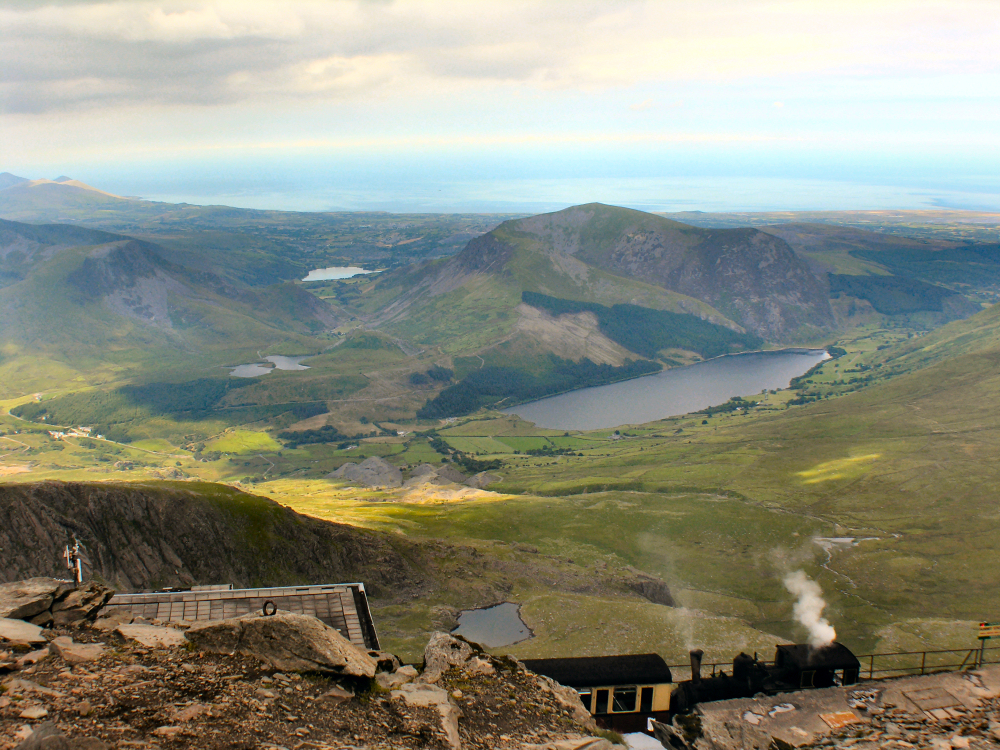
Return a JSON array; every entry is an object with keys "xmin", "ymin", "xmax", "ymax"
[
  {"xmin": 376, "ymin": 664, "xmax": 419, "ymax": 690},
  {"xmin": 0, "ymin": 618, "xmax": 47, "ymax": 645},
  {"xmin": 0, "ymin": 578, "xmax": 74, "ymax": 620},
  {"xmin": 0, "ymin": 578, "xmax": 114, "ymax": 627},
  {"xmin": 49, "ymin": 637, "xmax": 105, "ymax": 664},
  {"xmin": 327, "ymin": 456, "xmax": 402, "ymax": 488},
  {"xmin": 185, "ymin": 611, "xmax": 377, "ymax": 676},
  {"xmin": 115, "ymin": 623, "xmax": 188, "ymax": 648},
  {"xmin": 90, "ymin": 609, "xmax": 134, "ymax": 631},
  {"xmin": 49, "ymin": 581, "xmax": 115, "ymax": 626},
  {"xmin": 391, "ymin": 682, "xmax": 461, "ymax": 750},
  {"xmin": 420, "ymin": 631, "xmax": 479, "ymax": 684}
]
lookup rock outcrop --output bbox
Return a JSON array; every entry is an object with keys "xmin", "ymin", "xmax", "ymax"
[
  {"xmin": 0, "ymin": 598, "xmax": 618, "ymax": 750},
  {"xmin": 0, "ymin": 580, "xmax": 112, "ymax": 628},
  {"xmin": 0, "ymin": 481, "xmax": 425, "ymax": 596}
]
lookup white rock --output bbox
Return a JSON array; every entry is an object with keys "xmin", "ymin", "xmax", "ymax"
[
  {"xmin": 49, "ymin": 637, "xmax": 106, "ymax": 664},
  {"xmin": 391, "ymin": 682, "xmax": 461, "ymax": 750},
  {"xmin": 0, "ymin": 617, "xmax": 46, "ymax": 645},
  {"xmin": 115, "ymin": 623, "xmax": 188, "ymax": 648}
]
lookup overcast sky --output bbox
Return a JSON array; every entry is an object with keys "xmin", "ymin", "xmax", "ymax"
[{"xmin": 2, "ymin": 0, "xmax": 999, "ymax": 211}]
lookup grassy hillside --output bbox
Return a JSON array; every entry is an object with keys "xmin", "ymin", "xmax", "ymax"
[
  {"xmin": 362, "ymin": 233, "xmax": 728, "ymax": 357},
  {"xmin": 5, "ymin": 308, "xmax": 1000, "ymax": 661}
]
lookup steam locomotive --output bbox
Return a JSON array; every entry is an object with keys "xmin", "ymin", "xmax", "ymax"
[
  {"xmin": 523, "ymin": 641, "xmax": 861, "ymax": 734},
  {"xmin": 669, "ymin": 642, "xmax": 861, "ymax": 715}
]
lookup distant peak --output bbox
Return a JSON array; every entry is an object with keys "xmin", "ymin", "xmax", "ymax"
[
  {"xmin": 0, "ymin": 172, "xmax": 30, "ymax": 190},
  {"xmin": 53, "ymin": 175, "xmax": 74, "ymax": 183}
]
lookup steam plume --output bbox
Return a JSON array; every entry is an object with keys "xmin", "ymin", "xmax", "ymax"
[{"xmin": 783, "ymin": 570, "xmax": 836, "ymax": 647}]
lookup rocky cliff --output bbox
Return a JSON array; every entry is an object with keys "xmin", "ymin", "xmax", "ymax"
[{"xmin": 0, "ymin": 481, "xmax": 426, "ymax": 596}]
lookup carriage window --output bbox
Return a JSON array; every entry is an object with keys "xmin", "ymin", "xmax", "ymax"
[
  {"xmin": 612, "ymin": 686, "xmax": 637, "ymax": 712},
  {"xmin": 577, "ymin": 689, "xmax": 592, "ymax": 713},
  {"xmin": 640, "ymin": 686, "xmax": 654, "ymax": 713},
  {"xmin": 594, "ymin": 689, "xmax": 609, "ymax": 714}
]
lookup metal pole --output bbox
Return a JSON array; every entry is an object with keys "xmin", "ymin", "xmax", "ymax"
[{"xmin": 869, "ymin": 654, "xmax": 875, "ymax": 680}]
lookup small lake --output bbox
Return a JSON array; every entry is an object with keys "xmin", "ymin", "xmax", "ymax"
[
  {"xmin": 230, "ymin": 355, "xmax": 311, "ymax": 378},
  {"xmin": 452, "ymin": 602, "xmax": 532, "ymax": 648},
  {"xmin": 504, "ymin": 349, "xmax": 829, "ymax": 431},
  {"xmin": 302, "ymin": 266, "xmax": 373, "ymax": 281}
]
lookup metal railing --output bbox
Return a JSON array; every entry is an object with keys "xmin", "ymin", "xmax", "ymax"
[
  {"xmin": 854, "ymin": 645, "xmax": 1000, "ymax": 680},
  {"xmin": 666, "ymin": 645, "xmax": 1000, "ymax": 684}
]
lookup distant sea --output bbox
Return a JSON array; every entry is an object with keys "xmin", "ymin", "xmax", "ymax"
[{"xmin": 133, "ymin": 176, "xmax": 1000, "ymax": 214}]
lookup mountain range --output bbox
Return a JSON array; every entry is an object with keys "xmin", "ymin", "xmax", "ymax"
[{"xmin": 1, "ymin": 173, "xmax": 995, "ymax": 422}]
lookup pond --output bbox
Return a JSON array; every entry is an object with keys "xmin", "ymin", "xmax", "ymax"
[
  {"xmin": 451, "ymin": 602, "xmax": 532, "ymax": 648},
  {"xmin": 229, "ymin": 355, "xmax": 312, "ymax": 378},
  {"xmin": 503, "ymin": 348, "xmax": 829, "ymax": 431},
  {"xmin": 302, "ymin": 266, "xmax": 373, "ymax": 281}
]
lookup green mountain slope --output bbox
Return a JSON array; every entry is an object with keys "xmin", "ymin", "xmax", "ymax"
[
  {"xmin": 505, "ymin": 203, "xmax": 834, "ymax": 339},
  {"xmin": 363, "ymin": 222, "xmax": 736, "ymax": 359},
  {"xmin": 361, "ymin": 203, "xmax": 813, "ymax": 363},
  {"xmin": 431, "ymin": 302, "xmax": 1000, "ymax": 651},
  {"xmin": 0, "ymin": 219, "xmax": 346, "ymax": 396}
]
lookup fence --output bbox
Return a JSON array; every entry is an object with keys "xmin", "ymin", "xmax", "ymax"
[
  {"xmin": 666, "ymin": 645, "xmax": 1000, "ymax": 684},
  {"xmin": 854, "ymin": 645, "xmax": 1000, "ymax": 680}
]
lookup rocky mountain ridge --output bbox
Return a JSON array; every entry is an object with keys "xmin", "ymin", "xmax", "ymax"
[{"xmin": 495, "ymin": 204, "xmax": 834, "ymax": 340}]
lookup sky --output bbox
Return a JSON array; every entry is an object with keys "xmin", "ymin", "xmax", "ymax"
[{"xmin": 2, "ymin": 0, "xmax": 1000, "ymax": 212}]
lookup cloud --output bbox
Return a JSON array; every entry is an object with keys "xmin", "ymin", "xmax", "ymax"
[{"xmin": 2, "ymin": 0, "xmax": 999, "ymax": 115}]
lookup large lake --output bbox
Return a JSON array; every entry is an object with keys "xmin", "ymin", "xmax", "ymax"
[{"xmin": 504, "ymin": 349, "xmax": 828, "ymax": 431}]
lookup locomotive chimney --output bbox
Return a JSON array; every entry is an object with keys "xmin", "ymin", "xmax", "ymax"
[{"xmin": 689, "ymin": 649, "xmax": 704, "ymax": 684}]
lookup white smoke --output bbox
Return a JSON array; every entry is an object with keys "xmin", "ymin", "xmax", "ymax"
[{"xmin": 783, "ymin": 570, "xmax": 836, "ymax": 647}]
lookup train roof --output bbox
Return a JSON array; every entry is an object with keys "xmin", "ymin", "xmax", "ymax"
[
  {"xmin": 521, "ymin": 653, "xmax": 672, "ymax": 688},
  {"xmin": 774, "ymin": 642, "xmax": 860, "ymax": 671}
]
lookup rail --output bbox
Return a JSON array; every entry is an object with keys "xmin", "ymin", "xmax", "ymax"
[
  {"xmin": 666, "ymin": 645, "xmax": 1000, "ymax": 684},
  {"xmin": 854, "ymin": 645, "xmax": 1000, "ymax": 680}
]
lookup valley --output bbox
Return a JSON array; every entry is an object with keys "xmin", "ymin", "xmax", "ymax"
[{"xmin": 3, "ymin": 175, "xmax": 1000, "ymax": 671}]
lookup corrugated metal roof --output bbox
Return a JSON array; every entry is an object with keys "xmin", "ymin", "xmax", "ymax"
[{"xmin": 105, "ymin": 582, "xmax": 379, "ymax": 650}]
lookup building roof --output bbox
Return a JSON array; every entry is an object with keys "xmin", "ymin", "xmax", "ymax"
[
  {"xmin": 105, "ymin": 582, "xmax": 379, "ymax": 650},
  {"xmin": 774, "ymin": 642, "xmax": 860, "ymax": 671},
  {"xmin": 521, "ymin": 653, "xmax": 672, "ymax": 689}
]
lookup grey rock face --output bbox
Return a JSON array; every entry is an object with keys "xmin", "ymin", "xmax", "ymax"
[
  {"xmin": 465, "ymin": 472, "xmax": 500, "ymax": 489},
  {"xmin": 328, "ymin": 456, "xmax": 402, "ymax": 488},
  {"xmin": 0, "ymin": 481, "xmax": 424, "ymax": 595},
  {"xmin": 185, "ymin": 611, "xmax": 377, "ymax": 677}
]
